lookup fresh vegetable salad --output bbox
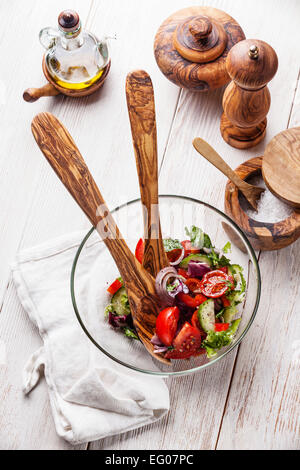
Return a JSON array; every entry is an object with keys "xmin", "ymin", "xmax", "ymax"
[{"xmin": 105, "ymin": 226, "xmax": 246, "ymax": 359}]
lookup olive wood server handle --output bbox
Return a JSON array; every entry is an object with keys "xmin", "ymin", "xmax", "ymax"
[
  {"xmin": 126, "ymin": 70, "xmax": 169, "ymax": 276},
  {"xmin": 23, "ymin": 83, "xmax": 60, "ymax": 102},
  {"xmin": 31, "ymin": 112, "xmax": 150, "ymax": 292},
  {"xmin": 31, "ymin": 112, "xmax": 170, "ymax": 365},
  {"xmin": 193, "ymin": 137, "xmax": 253, "ymax": 192}
]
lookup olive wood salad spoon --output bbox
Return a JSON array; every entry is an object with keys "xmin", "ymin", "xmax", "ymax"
[
  {"xmin": 193, "ymin": 137, "xmax": 265, "ymax": 211},
  {"xmin": 31, "ymin": 112, "xmax": 170, "ymax": 365},
  {"xmin": 126, "ymin": 70, "xmax": 170, "ymax": 276}
]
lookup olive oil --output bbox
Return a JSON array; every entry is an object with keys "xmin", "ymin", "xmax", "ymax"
[
  {"xmin": 46, "ymin": 61, "xmax": 105, "ymax": 90},
  {"xmin": 40, "ymin": 10, "xmax": 109, "ymax": 91}
]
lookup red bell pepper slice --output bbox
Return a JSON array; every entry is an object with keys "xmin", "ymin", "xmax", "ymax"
[
  {"xmin": 107, "ymin": 278, "xmax": 123, "ymax": 295},
  {"xmin": 215, "ymin": 323, "xmax": 229, "ymax": 332}
]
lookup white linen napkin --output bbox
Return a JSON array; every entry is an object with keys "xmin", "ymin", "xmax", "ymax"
[{"xmin": 12, "ymin": 230, "xmax": 169, "ymax": 445}]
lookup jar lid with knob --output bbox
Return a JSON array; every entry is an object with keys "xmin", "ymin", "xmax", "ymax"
[{"xmin": 154, "ymin": 6, "xmax": 245, "ymax": 92}]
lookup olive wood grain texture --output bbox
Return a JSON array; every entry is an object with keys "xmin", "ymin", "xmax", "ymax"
[
  {"xmin": 173, "ymin": 15, "xmax": 227, "ymax": 64},
  {"xmin": 23, "ymin": 57, "xmax": 111, "ymax": 102},
  {"xmin": 31, "ymin": 112, "xmax": 170, "ymax": 365},
  {"xmin": 154, "ymin": 6, "xmax": 245, "ymax": 92},
  {"xmin": 221, "ymin": 39, "xmax": 278, "ymax": 148},
  {"xmin": 23, "ymin": 83, "xmax": 60, "ymax": 102},
  {"xmin": 262, "ymin": 127, "xmax": 300, "ymax": 208},
  {"xmin": 193, "ymin": 137, "xmax": 264, "ymax": 211},
  {"xmin": 224, "ymin": 156, "xmax": 300, "ymax": 251},
  {"xmin": 220, "ymin": 114, "xmax": 267, "ymax": 149},
  {"xmin": 126, "ymin": 70, "xmax": 169, "ymax": 276}
]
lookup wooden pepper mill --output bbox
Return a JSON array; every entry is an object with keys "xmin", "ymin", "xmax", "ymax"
[{"xmin": 220, "ymin": 39, "xmax": 278, "ymax": 149}]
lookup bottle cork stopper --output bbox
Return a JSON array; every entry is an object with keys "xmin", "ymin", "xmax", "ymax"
[{"xmin": 58, "ymin": 10, "xmax": 80, "ymax": 32}]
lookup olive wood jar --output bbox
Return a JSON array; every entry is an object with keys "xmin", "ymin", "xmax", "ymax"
[
  {"xmin": 224, "ymin": 157, "xmax": 300, "ymax": 251},
  {"xmin": 154, "ymin": 6, "xmax": 245, "ymax": 92}
]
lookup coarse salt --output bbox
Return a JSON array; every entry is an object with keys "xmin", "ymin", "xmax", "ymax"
[{"xmin": 239, "ymin": 173, "xmax": 293, "ymax": 223}]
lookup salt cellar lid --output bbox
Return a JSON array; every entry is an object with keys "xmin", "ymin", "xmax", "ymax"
[{"xmin": 154, "ymin": 6, "xmax": 245, "ymax": 92}]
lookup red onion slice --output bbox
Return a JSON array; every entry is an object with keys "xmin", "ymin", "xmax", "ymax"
[
  {"xmin": 155, "ymin": 266, "xmax": 187, "ymax": 305},
  {"xmin": 187, "ymin": 261, "xmax": 210, "ymax": 278},
  {"xmin": 151, "ymin": 334, "xmax": 163, "ymax": 346},
  {"xmin": 155, "ymin": 267, "xmax": 177, "ymax": 305},
  {"xmin": 153, "ymin": 346, "xmax": 169, "ymax": 354}
]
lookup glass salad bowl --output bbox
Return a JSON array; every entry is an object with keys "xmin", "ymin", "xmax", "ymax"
[{"xmin": 71, "ymin": 195, "xmax": 261, "ymax": 377}]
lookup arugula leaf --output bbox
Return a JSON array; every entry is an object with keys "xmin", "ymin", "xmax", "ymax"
[
  {"xmin": 122, "ymin": 327, "xmax": 139, "ymax": 340},
  {"xmin": 217, "ymin": 254, "xmax": 231, "ymax": 267},
  {"xmin": 163, "ymin": 238, "xmax": 182, "ymax": 252},
  {"xmin": 203, "ymin": 233, "xmax": 213, "ymax": 249},
  {"xmin": 222, "ymin": 241, "xmax": 231, "ymax": 253},
  {"xmin": 185, "ymin": 225, "xmax": 205, "ymax": 249},
  {"xmin": 206, "ymin": 247, "xmax": 219, "ymax": 267},
  {"xmin": 216, "ymin": 308, "xmax": 225, "ymax": 319}
]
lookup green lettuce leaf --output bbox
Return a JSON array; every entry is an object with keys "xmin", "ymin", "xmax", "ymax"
[
  {"xmin": 202, "ymin": 319, "xmax": 241, "ymax": 357},
  {"xmin": 163, "ymin": 238, "xmax": 183, "ymax": 252}
]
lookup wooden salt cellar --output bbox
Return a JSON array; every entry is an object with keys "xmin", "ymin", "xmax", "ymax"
[
  {"xmin": 221, "ymin": 39, "xmax": 278, "ymax": 148},
  {"xmin": 224, "ymin": 157, "xmax": 300, "ymax": 251},
  {"xmin": 262, "ymin": 127, "xmax": 300, "ymax": 209},
  {"xmin": 154, "ymin": 6, "xmax": 245, "ymax": 92}
]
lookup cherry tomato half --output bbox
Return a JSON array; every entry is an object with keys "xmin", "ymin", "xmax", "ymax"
[
  {"xmin": 177, "ymin": 292, "xmax": 207, "ymax": 308},
  {"xmin": 200, "ymin": 270, "xmax": 234, "ymax": 298},
  {"xmin": 181, "ymin": 240, "xmax": 201, "ymax": 257},
  {"xmin": 135, "ymin": 238, "xmax": 144, "ymax": 264},
  {"xmin": 156, "ymin": 306, "xmax": 180, "ymax": 347},
  {"xmin": 165, "ymin": 322, "xmax": 202, "ymax": 359},
  {"xmin": 215, "ymin": 323, "xmax": 229, "ymax": 332},
  {"xmin": 185, "ymin": 278, "xmax": 202, "ymax": 293},
  {"xmin": 107, "ymin": 278, "xmax": 123, "ymax": 295}
]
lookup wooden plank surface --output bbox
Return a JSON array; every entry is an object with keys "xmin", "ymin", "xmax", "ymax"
[{"xmin": 0, "ymin": 0, "xmax": 299, "ymax": 450}]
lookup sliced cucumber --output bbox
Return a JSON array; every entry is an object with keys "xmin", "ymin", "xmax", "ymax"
[
  {"xmin": 223, "ymin": 305, "xmax": 238, "ymax": 323},
  {"xmin": 228, "ymin": 264, "xmax": 245, "ymax": 291},
  {"xmin": 111, "ymin": 286, "xmax": 131, "ymax": 316},
  {"xmin": 179, "ymin": 253, "xmax": 212, "ymax": 268},
  {"xmin": 198, "ymin": 299, "xmax": 215, "ymax": 333}
]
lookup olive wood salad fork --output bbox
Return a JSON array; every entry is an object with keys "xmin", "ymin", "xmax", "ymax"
[
  {"xmin": 31, "ymin": 112, "xmax": 170, "ymax": 365},
  {"xmin": 126, "ymin": 70, "xmax": 169, "ymax": 276}
]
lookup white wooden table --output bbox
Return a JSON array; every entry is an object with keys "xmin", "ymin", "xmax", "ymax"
[{"xmin": 0, "ymin": 0, "xmax": 299, "ymax": 450}]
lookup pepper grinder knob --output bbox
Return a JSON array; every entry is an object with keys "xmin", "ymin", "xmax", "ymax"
[
  {"xmin": 220, "ymin": 39, "xmax": 278, "ymax": 149},
  {"xmin": 248, "ymin": 44, "xmax": 259, "ymax": 59}
]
